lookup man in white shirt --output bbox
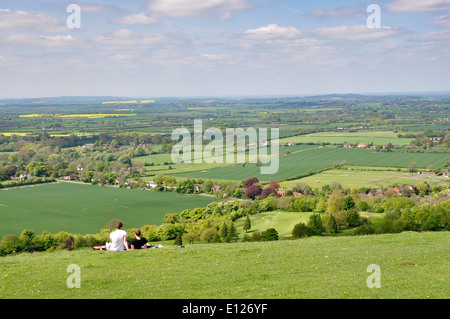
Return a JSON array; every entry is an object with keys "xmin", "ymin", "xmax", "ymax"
[{"xmin": 108, "ymin": 221, "xmax": 129, "ymax": 251}]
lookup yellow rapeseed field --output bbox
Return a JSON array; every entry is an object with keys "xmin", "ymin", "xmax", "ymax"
[
  {"xmin": 54, "ymin": 114, "xmax": 137, "ymax": 119},
  {"xmin": 102, "ymin": 100, "xmax": 139, "ymax": 104},
  {"xmin": 0, "ymin": 133, "xmax": 31, "ymax": 136},
  {"xmin": 18, "ymin": 114, "xmax": 52, "ymax": 118}
]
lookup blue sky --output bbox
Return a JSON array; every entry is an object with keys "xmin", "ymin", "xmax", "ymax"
[{"xmin": 1, "ymin": 0, "xmax": 450, "ymax": 98}]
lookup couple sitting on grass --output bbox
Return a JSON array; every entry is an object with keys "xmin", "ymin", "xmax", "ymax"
[{"xmin": 107, "ymin": 221, "xmax": 148, "ymax": 251}]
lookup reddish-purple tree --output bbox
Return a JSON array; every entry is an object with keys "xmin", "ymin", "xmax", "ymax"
[
  {"xmin": 243, "ymin": 177, "xmax": 259, "ymax": 188},
  {"xmin": 246, "ymin": 184, "xmax": 262, "ymax": 199},
  {"xmin": 268, "ymin": 180, "xmax": 280, "ymax": 190},
  {"xmin": 260, "ymin": 186, "xmax": 277, "ymax": 199}
]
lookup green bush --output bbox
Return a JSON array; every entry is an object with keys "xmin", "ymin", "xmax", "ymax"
[
  {"xmin": 306, "ymin": 214, "xmax": 325, "ymax": 236},
  {"xmin": 159, "ymin": 223, "xmax": 186, "ymax": 240},
  {"xmin": 261, "ymin": 228, "xmax": 279, "ymax": 241},
  {"xmin": 0, "ymin": 234, "xmax": 21, "ymax": 255},
  {"xmin": 19, "ymin": 229, "xmax": 35, "ymax": 252},
  {"xmin": 346, "ymin": 209, "xmax": 360, "ymax": 227},
  {"xmin": 422, "ymin": 213, "xmax": 442, "ymax": 231},
  {"xmin": 201, "ymin": 228, "xmax": 217, "ymax": 243},
  {"xmin": 343, "ymin": 196, "xmax": 356, "ymax": 211},
  {"xmin": 33, "ymin": 231, "xmax": 54, "ymax": 251},
  {"xmin": 325, "ymin": 215, "xmax": 338, "ymax": 234},
  {"xmin": 353, "ymin": 224, "xmax": 376, "ymax": 236},
  {"xmin": 182, "ymin": 233, "xmax": 199, "ymax": 244},
  {"xmin": 249, "ymin": 231, "xmax": 263, "ymax": 242},
  {"xmin": 53, "ymin": 231, "xmax": 71, "ymax": 246},
  {"xmin": 358, "ymin": 200, "xmax": 370, "ymax": 212},
  {"xmin": 292, "ymin": 223, "xmax": 308, "ymax": 238}
]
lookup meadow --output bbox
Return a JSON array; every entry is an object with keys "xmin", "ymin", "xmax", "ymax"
[
  {"xmin": 235, "ymin": 211, "xmax": 314, "ymax": 237},
  {"xmin": 0, "ymin": 231, "xmax": 448, "ymax": 299},
  {"xmin": 0, "ymin": 182, "xmax": 217, "ymax": 238}
]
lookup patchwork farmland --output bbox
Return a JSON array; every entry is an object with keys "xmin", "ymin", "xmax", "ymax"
[{"xmin": 173, "ymin": 146, "xmax": 449, "ymax": 182}]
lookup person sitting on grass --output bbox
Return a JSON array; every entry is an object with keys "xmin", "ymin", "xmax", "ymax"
[
  {"xmin": 108, "ymin": 221, "xmax": 129, "ymax": 251},
  {"xmin": 129, "ymin": 229, "xmax": 148, "ymax": 250}
]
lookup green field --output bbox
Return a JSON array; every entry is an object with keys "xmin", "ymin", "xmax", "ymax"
[
  {"xmin": 0, "ymin": 182, "xmax": 217, "ymax": 238},
  {"xmin": 280, "ymin": 168, "xmax": 449, "ymax": 189},
  {"xmin": 234, "ymin": 210, "xmax": 385, "ymax": 238},
  {"xmin": 279, "ymin": 131, "xmax": 414, "ymax": 146},
  {"xmin": 0, "ymin": 231, "xmax": 448, "ymax": 299},
  {"xmin": 137, "ymin": 144, "xmax": 314, "ymax": 178},
  {"xmin": 173, "ymin": 146, "xmax": 449, "ymax": 182}
]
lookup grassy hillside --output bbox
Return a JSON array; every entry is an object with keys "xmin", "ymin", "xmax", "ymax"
[
  {"xmin": 0, "ymin": 182, "xmax": 217, "ymax": 237},
  {"xmin": 234, "ymin": 211, "xmax": 315, "ymax": 237},
  {"xmin": 0, "ymin": 231, "xmax": 448, "ymax": 299}
]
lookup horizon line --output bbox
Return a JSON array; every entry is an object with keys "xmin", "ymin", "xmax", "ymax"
[{"xmin": 1, "ymin": 90, "xmax": 450, "ymax": 100}]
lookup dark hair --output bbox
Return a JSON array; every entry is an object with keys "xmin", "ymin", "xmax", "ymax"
[
  {"xmin": 135, "ymin": 229, "xmax": 141, "ymax": 236},
  {"xmin": 116, "ymin": 222, "xmax": 123, "ymax": 229}
]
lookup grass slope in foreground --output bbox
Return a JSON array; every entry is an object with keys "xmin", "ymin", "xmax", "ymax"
[
  {"xmin": 0, "ymin": 231, "xmax": 448, "ymax": 299},
  {"xmin": 0, "ymin": 182, "xmax": 217, "ymax": 237}
]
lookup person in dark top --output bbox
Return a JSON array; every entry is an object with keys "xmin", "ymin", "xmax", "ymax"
[{"xmin": 129, "ymin": 229, "xmax": 148, "ymax": 249}]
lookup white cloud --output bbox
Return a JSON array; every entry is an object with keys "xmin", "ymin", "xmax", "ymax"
[
  {"xmin": 0, "ymin": 54, "xmax": 16, "ymax": 65},
  {"xmin": 425, "ymin": 15, "xmax": 450, "ymax": 27},
  {"xmin": 5, "ymin": 34, "xmax": 77, "ymax": 47},
  {"xmin": 200, "ymin": 53, "xmax": 232, "ymax": 61},
  {"xmin": 387, "ymin": 0, "xmax": 450, "ymax": 12},
  {"xmin": 219, "ymin": 11, "xmax": 232, "ymax": 21},
  {"xmin": 93, "ymin": 29, "xmax": 168, "ymax": 45},
  {"xmin": 110, "ymin": 54, "xmax": 136, "ymax": 62},
  {"xmin": 147, "ymin": 0, "xmax": 251, "ymax": 18},
  {"xmin": 312, "ymin": 25, "xmax": 400, "ymax": 41},
  {"xmin": 79, "ymin": 4, "xmax": 117, "ymax": 12},
  {"xmin": 111, "ymin": 13, "xmax": 159, "ymax": 25},
  {"xmin": 263, "ymin": 38, "xmax": 321, "ymax": 47},
  {"xmin": 412, "ymin": 30, "xmax": 450, "ymax": 40},
  {"xmin": 243, "ymin": 24, "xmax": 302, "ymax": 40},
  {"xmin": 0, "ymin": 8, "xmax": 66, "ymax": 32}
]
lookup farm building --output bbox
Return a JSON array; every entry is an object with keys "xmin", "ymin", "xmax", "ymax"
[
  {"xmin": 146, "ymin": 181, "xmax": 158, "ymax": 188},
  {"xmin": 64, "ymin": 174, "xmax": 79, "ymax": 181},
  {"xmin": 18, "ymin": 173, "xmax": 33, "ymax": 180}
]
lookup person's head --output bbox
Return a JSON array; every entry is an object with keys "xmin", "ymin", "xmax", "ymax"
[
  {"xmin": 135, "ymin": 229, "xmax": 141, "ymax": 237},
  {"xmin": 116, "ymin": 221, "xmax": 123, "ymax": 229}
]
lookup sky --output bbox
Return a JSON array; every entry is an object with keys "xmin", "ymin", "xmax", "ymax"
[{"xmin": 0, "ymin": 0, "xmax": 450, "ymax": 98}]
